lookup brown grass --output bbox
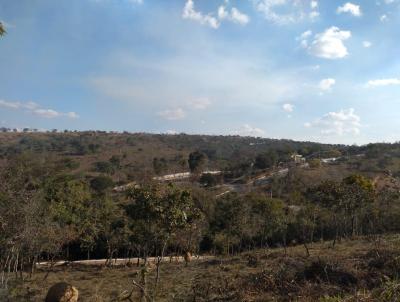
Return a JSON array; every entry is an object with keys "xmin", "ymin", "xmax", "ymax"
[{"xmin": 4, "ymin": 234, "xmax": 400, "ymax": 301}]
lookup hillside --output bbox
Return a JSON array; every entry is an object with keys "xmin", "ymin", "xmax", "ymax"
[
  {"xmin": 2, "ymin": 132, "xmax": 400, "ymax": 301},
  {"xmin": 7, "ymin": 235, "xmax": 400, "ymax": 301}
]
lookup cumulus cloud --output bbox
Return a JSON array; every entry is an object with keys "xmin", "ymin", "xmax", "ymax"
[
  {"xmin": 366, "ymin": 78, "xmax": 400, "ymax": 87},
  {"xmin": 0, "ymin": 99, "xmax": 78, "ymax": 119},
  {"xmin": 282, "ymin": 103, "xmax": 294, "ymax": 112},
  {"xmin": 183, "ymin": 0, "xmax": 249, "ymax": 28},
  {"xmin": 337, "ymin": 3, "xmax": 362, "ymax": 17},
  {"xmin": 305, "ymin": 108, "xmax": 361, "ymax": 136},
  {"xmin": 301, "ymin": 26, "xmax": 351, "ymax": 59},
  {"xmin": 218, "ymin": 5, "xmax": 250, "ymax": 25},
  {"xmin": 232, "ymin": 124, "xmax": 265, "ymax": 137},
  {"xmin": 182, "ymin": 0, "xmax": 219, "ymax": 29},
  {"xmin": 319, "ymin": 78, "xmax": 336, "ymax": 91},
  {"xmin": 157, "ymin": 108, "xmax": 186, "ymax": 120},
  {"xmin": 253, "ymin": 0, "xmax": 319, "ymax": 24}
]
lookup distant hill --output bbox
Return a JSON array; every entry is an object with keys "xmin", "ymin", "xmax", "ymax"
[{"xmin": 0, "ymin": 132, "xmax": 399, "ymax": 185}]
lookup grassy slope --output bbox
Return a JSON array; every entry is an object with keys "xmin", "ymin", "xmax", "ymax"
[{"xmin": 6, "ymin": 235, "xmax": 400, "ymax": 301}]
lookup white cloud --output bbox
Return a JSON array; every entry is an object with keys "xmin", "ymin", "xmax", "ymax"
[
  {"xmin": 380, "ymin": 14, "xmax": 388, "ymax": 22},
  {"xmin": 0, "ymin": 100, "xmax": 38, "ymax": 110},
  {"xmin": 190, "ymin": 97, "xmax": 212, "ymax": 110},
  {"xmin": 282, "ymin": 103, "xmax": 294, "ymax": 112},
  {"xmin": 33, "ymin": 109, "xmax": 61, "ymax": 118},
  {"xmin": 253, "ymin": 0, "xmax": 319, "ymax": 24},
  {"xmin": 305, "ymin": 108, "xmax": 361, "ymax": 136},
  {"xmin": 309, "ymin": 11, "xmax": 320, "ymax": 19},
  {"xmin": 362, "ymin": 41, "xmax": 372, "ymax": 48},
  {"xmin": 65, "ymin": 112, "xmax": 80, "ymax": 119},
  {"xmin": 33, "ymin": 109, "xmax": 79, "ymax": 119},
  {"xmin": 319, "ymin": 78, "xmax": 336, "ymax": 91},
  {"xmin": 366, "ymin": 78, "xmax": 400, "ymax": 87},
  {"xmin": 182, "ymin": 0, "xmax": 219, "ymax": 29},
  {"xmin": 183, "ymin": 0, "xmax": 249, "ymax": 28},
  {"xmin": 310, "ymin": 0, "xmax": 318, "ymax": 9},
  {"xmin": 230, "ymin": 7, "xmax": 250, "ymax": 25},
  {"xmin": 232, "ymin": 124, "xmax": 265, "ymax": 137},
  {"xmin": 165, "ymin": 130, "xmax": 178, "ymax": 135},
  {"xmin": 337, "ymin": 3, "xmax": 362, "ymax": 17},
  {"xmin": 157, "ymin": 108, "xmax": 186, "ymax": 120},
  {"xmin": 298, "ymin": 30, "xmax": 312, "ymax": 48},
  {"xmin": 303, "ymin": 26, "xmax": 351, "ymax": 59},
  {"xmin": 218, "ymin": 5, "xmax": 249, "ymax": 25},
  {"xmin": 0, "ymin": 99, "xmax": 78, "ymax": 119}
]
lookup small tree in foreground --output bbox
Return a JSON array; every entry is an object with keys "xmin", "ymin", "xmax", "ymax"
[
  {"xmin": 0, "ymin": 22, "xmax": 5, "ymax": 36},
  {"xmin": 125, "ymin": 184, "xmax": 201, "ymax": 301}
]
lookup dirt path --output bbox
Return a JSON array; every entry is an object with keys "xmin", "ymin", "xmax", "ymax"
[{"xmin": 37, "ymin": 255, "xmax": 213, "ymax": 268}]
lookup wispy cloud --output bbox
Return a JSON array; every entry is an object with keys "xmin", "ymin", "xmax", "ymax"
[
  {"xmin": 366, "ymin": 78, "xmax": 400, "ymax": 87},
  {"xmin": 362, "ymin": 41, "xmax": 372, "ymax": 48},
  {"xmin": 282, "ymin": 103, "xmax": 294, "ymax": 113},
  {"xmin": 319, "ymin": 78, "xmax": 336, "ymax": 91},
  {"xmin": 190, "ymin": 98, "xmax": 212, "ymax": 110},
  {"xmin": 0, "ymin": 99, "xmax": 79, "ymax": 119},
  {"xmin": 157, "ymin": 108, "xmax": 186, "ymax": 121},
  {"xmin": 253, "ymin": 0, "xmax": 319, "ymax": 24}
]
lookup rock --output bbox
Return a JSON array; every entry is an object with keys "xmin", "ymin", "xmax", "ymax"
[
  {"xmin": 45, "ymin": 282, "xmax": 79, "ymax": 302},
  {"xmin": 184, "ymin": 251, "xmax": 192, "ymax": 265}
]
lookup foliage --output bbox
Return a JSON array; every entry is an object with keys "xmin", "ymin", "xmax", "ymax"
[
  {"xmin": 188, "ymin": 151, "xmax": 207, "ymax": 173},
  {"xmin": 0, "ymin": 22, "xmax": 5, "ymax": 37},
  {"xmin": 254, "ymin": 150, "xmax": 278, "ymax": 169},
  {"xmin": 90, "ymin": 176, "xmax": 114, "ymax": 193}
]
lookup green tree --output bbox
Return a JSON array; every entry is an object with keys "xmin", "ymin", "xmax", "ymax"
[
  {"xmin": 125, "ymin": 184, "xmax": 201, "ymax": 301},
  {"xmin": 254, "ymin": 150, "xmax": 278, "ymax": 170},
  {"xmin": 90, "ymin": 176, "xmax": 114, "ymax": 194},
  {"xmin": 0, "ymin": 22, "xmax": 5, "ymax": 36},
  {"xmin": 188, "ymin": 151, "xmax": 207, "ymax": 174}
]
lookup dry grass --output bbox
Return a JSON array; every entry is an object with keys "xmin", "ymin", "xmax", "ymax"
[{"xmin": 4, "ymin": 235, "xmax": 400, "ymax": 301}]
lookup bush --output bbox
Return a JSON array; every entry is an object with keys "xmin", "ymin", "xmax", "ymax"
[{"xmin": 90, "ymin": 176, "xmax": 114, "ymax": 193}]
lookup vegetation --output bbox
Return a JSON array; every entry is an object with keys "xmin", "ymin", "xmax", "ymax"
[
  {"xmin": 0, "ymin": 22, "xmax": 5, "ymax": 36},
  {"xmin": 1, "ymin": 132, "xmax": 400, "ymax": 300}
]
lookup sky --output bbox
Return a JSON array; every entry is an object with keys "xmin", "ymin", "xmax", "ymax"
[{"xmin": 0, "ymin": 0, "xmax": 399, "ymax": 145}]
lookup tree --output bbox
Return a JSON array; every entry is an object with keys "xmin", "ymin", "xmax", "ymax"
[
  {"xmin": 249, "ymin": 194, "xmax": 286, "ymax": 249},
  {"xmin": 153, "ymin": 157, "xmax": 167, "ymax": 175},
  {"xmin": 254, "ymin": 151, "xmax": 278, "ymax": 170},
  {"xmin": 125, "ymin": 184, "xmax": 201, "ymax": 301},
  {"xmin": 90, "ymin": 176, "xmax": 114, "ymax": 194},
  {"xmin": 188, "ymin": 151, "xmax": 207, "ymax": 174},
  {"xmin": 0, "ymin": 22, "xmax": 5, "ymax": 37}
]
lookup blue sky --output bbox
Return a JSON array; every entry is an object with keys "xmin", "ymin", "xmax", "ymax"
[{"xmin": 0, "ymin": 0, "xmax": 399, "ymax": 144}]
